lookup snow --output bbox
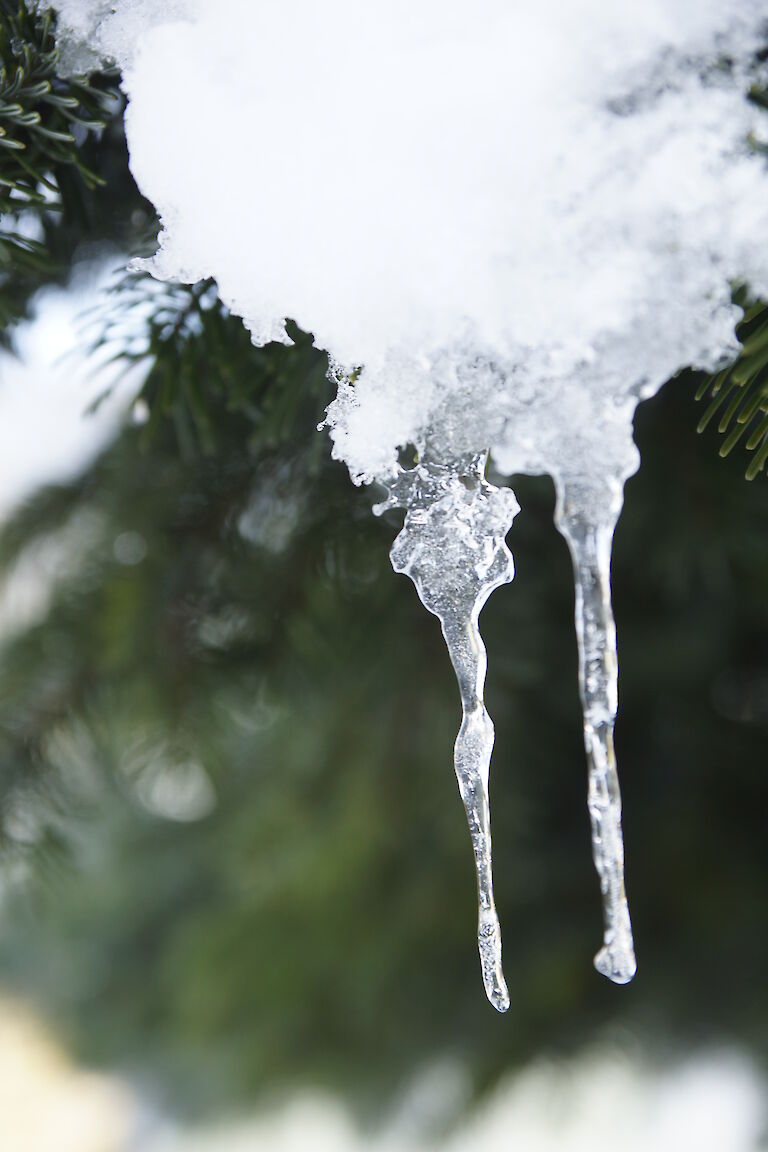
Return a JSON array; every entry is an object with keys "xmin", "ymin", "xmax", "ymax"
[
  {"xmin": 0, "ymin": 264, "xmax": 140, "ymax": 521},
  {"xmin": 51, "ymin": 0, "xmax": 768, "ymax": 1007},
  {"xmin": 0, "ymin": 267, "xmax": 146, "ymax": 648},
  {"xmin": 141, "ymin": 1051, "xmax": 766, "ymax": 1152},
  {"xmin": 54, "ymin": 1, "xmax": 768, "ymax": 488},
  {"xmin": 1, "ymin": 1002, "xmax": 764, "ymax": 1152}
]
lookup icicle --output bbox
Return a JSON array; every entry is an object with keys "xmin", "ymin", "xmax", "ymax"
[
  {"xmin": 375, "ymin": 452, "xmax": 519, "ymax": 1012},
  {"xmin": 555, "ymin": 484, "xmax": 636, "ymax": 984}
]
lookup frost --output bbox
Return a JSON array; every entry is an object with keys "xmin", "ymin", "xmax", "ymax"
[{"xmin": 53, "ymin": 0, "xmax": 768, "ymax": 1008}]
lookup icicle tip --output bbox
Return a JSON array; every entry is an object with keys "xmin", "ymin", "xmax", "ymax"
[{"xmin": 593, "ymin": 944, "xmax": 637, "ymax": 985}]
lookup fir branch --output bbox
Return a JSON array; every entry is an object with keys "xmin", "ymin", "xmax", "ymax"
[
  {"xmin": 695, "ymin": 296, "xmax": 768, "ymax": 479},
  {"xmin": 0, "ymin": 2, "xmax": 123, "ymax": 340},
  {"xmin": 0, "ymin": 2, "xmax": 115, "ymax": 212},
  {"xmin": 89, "ymin": 270, "xmax": 332, "ymax": 461}
]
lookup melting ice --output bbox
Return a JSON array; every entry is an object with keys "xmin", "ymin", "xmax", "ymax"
[
  {"xmin": 374, "ymin": 451, "xmax": 519, "ymax": 1010},
  {"xmin": 55, "ymin": 0, "xmax": 768, "ymax": 1008}
]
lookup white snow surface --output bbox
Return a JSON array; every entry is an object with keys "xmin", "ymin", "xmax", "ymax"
[
  {"xmin": 54, "ymin": 0, "xmax": 768, "ymax": 496},
  {"xmin": 0, "ymin": 264, "xmax": 141, "ymax": 520}
]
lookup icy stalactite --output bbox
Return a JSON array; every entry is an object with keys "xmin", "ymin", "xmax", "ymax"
[
  {"xmin": 555, "ymin": 485, "xmax": 636, "ymax": 983},
  {"xmin": 375, "ymin": 446, "xmax": 638, "ymax": 1002},
  {"xmin": 375, "ymin": 453, "xmax": 519, "ymax": 1011}
]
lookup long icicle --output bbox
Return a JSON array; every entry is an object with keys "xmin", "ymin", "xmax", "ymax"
[
  {"xmin": 556, "ymin": 500, "xmax": 636, "ymax": 984},
  {"xmin": 441, "ymin": 607, "xmax": 509, "ymax": 1011},
  {"xmin": 375, "ymin": 451, "xmax": 518, "ymax": 1011}
]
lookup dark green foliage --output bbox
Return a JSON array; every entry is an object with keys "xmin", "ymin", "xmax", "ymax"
[
  {"xmin": 0, "ymin": 2, "xmax": 109, "ymax": 210},
  {"xmin": 696, "ymin": 296, "xmax": 768, "ymax": 479},
  {"xmin": 0, "ymin": 3, "xmax": 144, "ymax": 339},
  {"xmin": 0, "ymin": 357, "xmax": 766, "ymax": 1120},
  {"xmin": 93, "ymin": 274, "xmax": 331, "ymax": 460}
]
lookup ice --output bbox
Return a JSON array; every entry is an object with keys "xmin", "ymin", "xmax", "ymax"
[
  {"xmin": 557, "ymin": 505, "xmax": 636, "ymax": 984},
  {"xmin": 53, "ymin": 0, "xmax": 768, "ymax": 1007},
  {"xmin": 375, "ymin": 452, "xmax": 519, "ymax": 1010}
]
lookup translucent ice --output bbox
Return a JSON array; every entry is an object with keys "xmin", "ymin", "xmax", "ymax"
[
  {"xmin": 375, "ymin": 452, "xmax": 519, "ymax": 1010},
  {"xmin": 53, "ymin": 0, "xmax": 768, "ymax": 1007}
]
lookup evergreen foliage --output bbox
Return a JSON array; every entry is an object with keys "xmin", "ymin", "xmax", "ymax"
[
  {"xmin": 696, "ymin": 296, "xmax": 768, "ymax": 479},
  {"xmin": 0, "ymin": 366, "xmax": 766, "ymax": 1119},
  {"xmin": 0, "ymin": 2, "xmax": 107, "ymax": 208},
  {"xmin": 0, "ymin": 3, "xmax": 144, "ymax": 339}
]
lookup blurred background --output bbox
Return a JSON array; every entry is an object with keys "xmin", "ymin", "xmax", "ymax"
[{"xmin": 0, "ymin": 8, "xmax": 767, "ymax": 1150}]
